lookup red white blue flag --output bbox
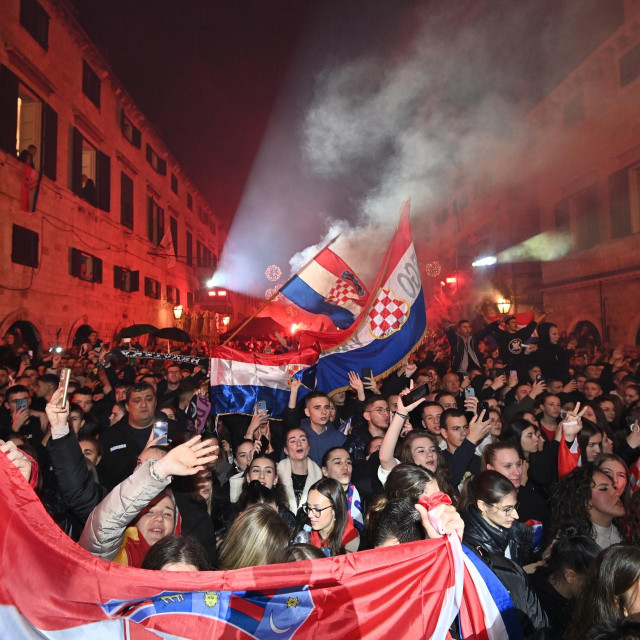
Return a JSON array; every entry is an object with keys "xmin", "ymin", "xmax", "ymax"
[
  {"xmin": 209, "ymin": 345, "xmax": 319, "ymax": 418},
  {"xmin": 279, "ymin": 245, "xmax": 369, "ymax": 330},
  {"xmin": 0, "ymin": 452, "xmax": 524, "ymax": 639},
  {"xmin": 299, "ymin": 200, "xmax": 427, "ymax": 394}
]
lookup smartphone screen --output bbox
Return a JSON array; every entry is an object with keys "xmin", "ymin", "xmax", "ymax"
[{"xmin": 153, "ymin": 421, "xmax": 169, "ymax": 445}]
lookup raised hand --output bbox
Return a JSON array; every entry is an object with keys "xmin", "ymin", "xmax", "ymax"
[
  {"xmin": 468, "ymin": 409, "xmax": 491, "ymax": 445},
  {"xmin": 529, "ymin": 379, "xmax": 546, "ymax": 398},
  {"xmin": 45, "ymin": 386, "xmax": 69, "ymax": 431},
  {"xmin": 0, "ymin": 440, "xmax": 32, "ymax": 482},
  {"xmin": 348, "ymin": 371, "xmax": 364, "ymax": 392},
  {"xmin": 463, "ymin": 395, "xmax": 479, "ymax": 414},
  {"xmin": 560, "ymin": 402, "xmax": 588, "ymax": 439},
  {"xmin": 154, "ymin": 436, "xmax": 219, "ymax": 479},
  {"xmin": 397, "ymin": 383, "xmax": 426, "ymax": 414}
]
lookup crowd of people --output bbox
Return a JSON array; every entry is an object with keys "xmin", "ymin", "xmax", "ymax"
[{"xmin": 2, "ymin": 313, "xmax": 640, "ymax": 639}]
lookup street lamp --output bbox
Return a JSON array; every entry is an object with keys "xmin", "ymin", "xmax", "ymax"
[
  {"xmin": 173, "ymin": 305, "xmax": 183, "ymax": 320},
  {"xmin": 497, "ymin": 297, "xmax": 511, "ymax": 315}
]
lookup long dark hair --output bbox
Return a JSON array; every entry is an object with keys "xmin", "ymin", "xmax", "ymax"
[
  {"xmin": 141, "ymin": 535, "xmax": 210, "ymax": 571},
  {"xmin": 304, "ymin": 477, "xmax": 348, "ymax": 557},
  {"xmin": 566, "ymin": 545, "xmax": 640, "ymax": 640},
  {"xmin": 458, "ymin": 470, "xmax": 516, "ymax": 513},
  {"xmin": 367, "ymin": 464, "xmax": 438, "ymax": 530},
  {"xmin": 241, "ymin": 456, "xmax": 289, "ymax": 509},
  {"xmin": 577, "ymin": 419, "xmax": 603, "ymax": 463},
  {"xmin": 236, "ymin": 480, "xmax": 278, "ymax": 513},
  {"xmin": 398, "ymin": 431, "xmax": 457, "ymax": 500},
  {"xmin": 550, "ymin": 465, "xmax": 597, "ymax": 539},
  {"xmin": 537, "ymin": 529, "xmax": 600, "ymax": 580},
  {"xmin": 500, "ymin": 417, "xmax": 534, "ymax": 459}
]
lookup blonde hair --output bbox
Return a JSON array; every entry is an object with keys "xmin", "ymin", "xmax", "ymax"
[{"xmin": 217, "ymin": 504, "xmax": 289, "ymax": 570}]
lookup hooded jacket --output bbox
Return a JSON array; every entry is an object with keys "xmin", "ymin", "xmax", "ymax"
[
  {"xmin": 530, "ymin": 323, "xmax": 572, "ymax": 382},
  {"xmin": 462, "ymin": 507, "xmax": 549, "ymax": 639}
]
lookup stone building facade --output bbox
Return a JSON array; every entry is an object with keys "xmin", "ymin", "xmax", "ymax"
[
  {"xmin": 417, "ymin": 0, "xmax": 640, "ymax": 347},
  {"xmin": 0, "ymin": 0, "xmax": 233, "ymax": 351}
]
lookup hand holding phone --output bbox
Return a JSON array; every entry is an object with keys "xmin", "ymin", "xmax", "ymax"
[
  {"xmin": 59, "ymin": 368, "xmax": 72, "ymax": 410},
  {"xmin": 153, "ymin": 421, "xmax": 169, "ymax": 445},
  {"xmin": 402, "ymin": 382, "xmax": 429, "ymax": 406}
]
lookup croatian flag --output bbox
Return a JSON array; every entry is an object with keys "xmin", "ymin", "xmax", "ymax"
[
  {"xmin": 0, "ymin": 451, "xmax": 525, "ymax": 640},
  {"xmin": 279, "ymin": 245, "xmax": 368, "ymax": 330},
  {"xmin": 209, "ymin": 345, "xmax": 319, "ymax": 418},
  {"xmin": 301, "ymin": 200, "xmax": 427, "ymax": 394}
]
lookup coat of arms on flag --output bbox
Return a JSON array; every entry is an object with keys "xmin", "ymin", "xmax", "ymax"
[
  {"xmin": 368, "ymin": 288, "xmax": 410, "ymax": 339},
  {"xmin": 324, "ymin": 271, "xmax": 366, "ymax": 309}
]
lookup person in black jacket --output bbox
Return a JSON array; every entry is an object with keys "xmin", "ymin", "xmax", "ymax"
[
  {"xmin": 98, "ymin": 382, "xmax": 182, "ymax": 491},
  {"xmin": 460, "ymin": 470, "xmax": 549, "ymax": 638},
  {"xmin": 445, "ymin": 318, "xmax": 499, "ymax": 375},
  {"xmin": 440, "ymin": 408, "xmax": 490, "ymax": 487},
  {"xmin": 528, "ymin": 531, "xmax": 600, "ymax": 640}
]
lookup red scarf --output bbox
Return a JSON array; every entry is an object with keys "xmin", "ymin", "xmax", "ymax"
[{"xmin": 309, "ymin": 515, "xmax": 359, "ymax": 553}]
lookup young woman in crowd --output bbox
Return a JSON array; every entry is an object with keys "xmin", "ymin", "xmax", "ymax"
[
  {"xmin": 459, "ymin": 470, "xmax": 549, "ymax": 637},
  {"xmin": 527, "ymin": 531, "xmax": 600, "ymax": 639},
  {"xmin": 229, "ymin": 456, "xmax": 297, "ymax": 531},
  {"xmin": 378, "ymin": 388, "xmax": 456, "ymax": 499},
  {"xmin": 79, "ymin": 436, "xmax": 218, "ymax": 567},
  {"xmin": 550, "ymin": 464, "xmax": 626, "ymax": 549},
  {"xmin": 595, "ymin": 453, "xmax": 631, "ymax": 505},
  {"xmin": 566, "ymin": 545, "xmax": 640, "ymax": 639},
  {"xmin": 217, "ymin": 503, "xmax": 290, "ymax": 570},
  {"xmin": 277, "ymin": 428, "xmax": 323, "ymax": 515},
  {"xmin": 482, "ymin": 440, "xmax": 549, "ymax": 532},
  {"xmin": 320, "ymin": 447, "xmax": 364, "ymax": 531},
  {"xmin": 300, "ymin": 477, "xmax": 360, "ymax": 555}
]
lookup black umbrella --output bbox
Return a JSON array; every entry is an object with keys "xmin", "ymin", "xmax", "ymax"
[
  {"xmin": 115, "ymin": 324, "xmax": 158, "ymax": 341},
  {"xmin": 153, "ymin": 327, "xmax": 192, "ymax": 343}
]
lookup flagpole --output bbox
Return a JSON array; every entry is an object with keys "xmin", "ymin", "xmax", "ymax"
[{"xmin": 221, "ymin": 234, "xmax": 341, "ymax": 346}]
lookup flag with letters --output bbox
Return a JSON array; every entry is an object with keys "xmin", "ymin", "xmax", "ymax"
[{"xmin": 299, "ymin": 200, "xmax": 427, "ymax": 394}]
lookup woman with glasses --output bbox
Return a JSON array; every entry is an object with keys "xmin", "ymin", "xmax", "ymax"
[
  {"xmin": 459, "ymin": 470, "xmax": 549, "ymax": 637},
  {"xmin": 300, "ymin": 478, "xmax": 359, "ymax": 556}
]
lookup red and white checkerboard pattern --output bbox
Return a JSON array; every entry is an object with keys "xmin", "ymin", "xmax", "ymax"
[
  {"xmin": 368, "ymin": 288, "xmax": 409, "ymax": 338},
  {"xmin": 325, "ymin": 278, "xmax": 359, "ymax": 308}
]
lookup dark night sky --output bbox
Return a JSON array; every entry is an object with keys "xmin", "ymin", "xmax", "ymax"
[
  {"xmin": 71, "ymin": 0, "xmax": 423, "ymax": 231},
  {"xmin": 71, "ymin": 0, "xmax": 624, "ymax": 285}
]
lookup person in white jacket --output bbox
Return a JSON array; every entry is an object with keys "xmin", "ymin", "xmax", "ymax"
[{"xmin": 79, "ymin": 436, "xmax": 218, "ymax": 567}]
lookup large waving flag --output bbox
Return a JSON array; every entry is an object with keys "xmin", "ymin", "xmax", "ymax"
[
  {"xmin": 209, "ymin": 345, "xmax": 319, "ymax": 418},
  {"xmin": 279, "ymin": 244, "xmax": 369, "ymax": 330},
  {"xmin": 0, "ymin": 453, "xmax": 523, "ymax": 639},
  {"xmin": 302, "ymin": 200, "xmax": 427, "ymax": 394}
]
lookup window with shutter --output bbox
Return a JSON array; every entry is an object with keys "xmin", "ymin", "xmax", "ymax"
[
  {"xmin": 146, "ymin": 144, "xmax": 166, "ymax": 175},
  {"xmin": 82, "ymin": 61, "xmax": 101, "ymax": 108},
  {"xmin": 69, "ymin": 248, "xmax": 101, "ymax": 283},
  {"xmin": 11, "ymin": 225, "xmax": 39, "ymax": 268},
  {"xmin": 120, "ymin": 172, "xmax": 134, "ymax": 229},
  {"xmin": 20, "ymin": 0, "xmax": 49, "ymax": 50},
  {"xmin": 120, "ymin": 111, "xmax": 141, "ymax": 149},
  {"xmin": 186, "ymin": 231, "xmax": 193, "ymax": 266}
]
